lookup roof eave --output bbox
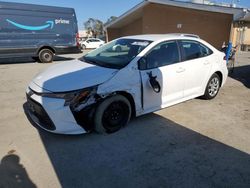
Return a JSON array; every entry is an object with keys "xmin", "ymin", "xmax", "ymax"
[
  {"xmin": 148, "ymin": 0, "xmax": 243, "ymax": 16},
  {"xmin": 105, "ymin": 0, "xmax": 247, "ymax": 29},
  {"xmin": 104, "ymin": 0, "xmax": 149, "ymax": 29},
  {"xmin": 235, "ymin": 10, "xmax": 250, "ymax": 21}
]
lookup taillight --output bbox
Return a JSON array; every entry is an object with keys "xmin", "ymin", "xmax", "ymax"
[{"xmin": 76, "ymin": 32, "xmax": 80, "ymax": 47}]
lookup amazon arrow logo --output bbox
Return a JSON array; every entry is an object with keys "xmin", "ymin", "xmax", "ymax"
[{"xmin": 6, "ymin": 19, "xmax": 54, "ymax": 31}]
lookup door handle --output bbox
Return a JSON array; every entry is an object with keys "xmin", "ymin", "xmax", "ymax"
[{"xmin": 176, "ymin": 67, "xmax": 185, "ymax": 73}]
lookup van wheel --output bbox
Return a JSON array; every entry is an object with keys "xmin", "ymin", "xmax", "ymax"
[
  {"xmin": 94, "ymin": 95, "xmax": 131, "ymax": 134},
  {"xmin": 38, "ymin": 49, "xmax": 54, "ymax": 63},
  {"xmin": 32, "ymin": 57, "xmax": 39, "ymax": 62},
  {"xmin": 202, "ymin": 73, "xmax": 221, "ymax": 100}
]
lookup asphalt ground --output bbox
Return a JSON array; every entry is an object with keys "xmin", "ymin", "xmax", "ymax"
[{"xmin": 0, "ymin": 51, "xmax": 250, "ymax": 188}]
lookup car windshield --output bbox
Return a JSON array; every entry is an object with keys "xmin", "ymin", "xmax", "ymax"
[{"xmin": 80, "ymin": 38, "xmax": 152, "ymax": 69}]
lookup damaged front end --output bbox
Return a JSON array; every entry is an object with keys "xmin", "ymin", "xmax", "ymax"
[
  {"xmin": 69, "ymin": 86, "xmax": 101, "ymax": 132},
  {"xmin": 42, "ymin": 86, "xmax": 101, "ymax": 132}
]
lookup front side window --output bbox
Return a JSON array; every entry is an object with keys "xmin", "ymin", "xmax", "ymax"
[
  {"xmin": 179, "ymin": 40, "xmax": 213, "ymax": 61},
  {"xmin": 81, "ymin": 38, "xmax": 152, "ymax": 69},
  {"xmin": 141, "ymin": 41, "xmax": 180, "ymax": 70}
]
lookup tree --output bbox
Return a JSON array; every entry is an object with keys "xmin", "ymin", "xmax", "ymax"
[
  {"xmin": 84, "ymin": 18, "xmax": 104, "ymax": 38},
  {"xmin": 105, "ymin": 16, "xmax": 118, "ymax": 25}
]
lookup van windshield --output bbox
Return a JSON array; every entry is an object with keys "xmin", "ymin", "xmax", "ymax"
[{"xmin": 80, "ymin": 38, "xmax": 152, "ymax": 69}]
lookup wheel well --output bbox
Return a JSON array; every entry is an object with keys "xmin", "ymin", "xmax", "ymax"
[
  {"xmin": 116, "ymin": 91, "xmax": 136, "ymax": 117},
  {"xmin": 214, "ymin": 71, "xmax": 223, "ymax": 86},
  {"xmin": 37, "ymin": 46, "xmax": 55, "ymax": 55}
]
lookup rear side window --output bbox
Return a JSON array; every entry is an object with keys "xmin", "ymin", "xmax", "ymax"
[
  {"xmin": 143, "ymin": 41, "xmax": 180, "ymax": 69},
  {"xmin": 179, "ymin": 40, "xmax": 213, "ymax": 61},
  {"xmin": 200, "ymin": 43, "xmax": 213, "ymax": 57}
]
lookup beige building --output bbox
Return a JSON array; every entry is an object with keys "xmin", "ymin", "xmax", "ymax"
[
  {"xmin": 105, "ymin": 0, "xmax": 250, "ymax": 50},
  {"xmin": 232, "ymin": 13, "xmax": 250, "ymax": 51},
  {"xmin": 78, "ymin": 30, "xmax": 93, "ymax": 41}
]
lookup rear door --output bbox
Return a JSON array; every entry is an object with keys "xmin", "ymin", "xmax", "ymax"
[
  {"xmin": 139, "ymin": 40, "xmax": 185, "ymax": 112},
  {"xmin": 178, "ymin": 40, "xmax": 213, "ymax": 98}
]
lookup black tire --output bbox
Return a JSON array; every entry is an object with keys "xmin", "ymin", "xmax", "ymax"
[
  {"xmin": 38, "ymin": 49, "xmax": 54, "ymax": 63},
  {"xmin": 202, "ymin": 73, "xmax": 221, "ymax": 100},
  {"xmin": 94, "ymin": 95, "xmax": 131, "ymax": 134},
  {"xmin": 32, "ymin": 57, "xmax": 39, "ymax": 62},
  {"xmin": 82, "ymin": 44, "xmax": 86, "ymax": 50}
]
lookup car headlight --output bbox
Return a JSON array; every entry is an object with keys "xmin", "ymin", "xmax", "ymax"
[{"xmin": 41, "ymin": 87, "xmax": 97, "ymax": 106}]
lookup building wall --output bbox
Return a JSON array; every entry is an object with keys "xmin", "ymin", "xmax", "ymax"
[
  {"xmin": 107, "ymin": 18, "xmax": 143, "ymax": 41},
  {"xmin": 232, "ymin": 22, "xmax": 250, "ymax": 46},
  {"xmin": 107, "ymin": 3, "xmax": 233, "ymax": 49},
  {"xmin": 244, "ymin": 29, "xmax": 250, "ymax": 44},
  {"xmin": 106, "ymin": 28, "xmax": 120, "ymax": 42},
  {"xmin": 120, "ymin": 18, "xmax": 143, "ymax": 37},
  {"xmin": 142, "ymin": 3, "xmax": 233, "ymax": 49}
]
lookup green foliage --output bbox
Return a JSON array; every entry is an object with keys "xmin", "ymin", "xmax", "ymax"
[
  {"xmin": 83, "ymin": 16, "xmax": 118, "ymax": 38},
  {"xmin": 84, "ymin": 18, "xmax": 104, "ymax": 38}
]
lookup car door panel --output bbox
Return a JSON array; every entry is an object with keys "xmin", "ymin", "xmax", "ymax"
[
  {"xmin": 178, "ymin": 40, "xmax": 213, "ymax": 98},
  {"xmin": 139, "ymin": 40, "xmax": 185, "ymax": 112}
]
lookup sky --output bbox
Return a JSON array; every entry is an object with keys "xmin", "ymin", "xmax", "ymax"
[{"xmin": 3, "ymin": 0, "xmax": 250, "ymax": 30}]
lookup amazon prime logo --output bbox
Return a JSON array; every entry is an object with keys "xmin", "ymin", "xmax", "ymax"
[
  {"xmin": 55, "ymin": 18, "xmax": 70, "ymax": 25},
  {"xmin": 6, "ymin": 19, "xmax": 54, "ymax": 31}
]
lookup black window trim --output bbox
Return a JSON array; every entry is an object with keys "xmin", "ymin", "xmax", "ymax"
[
  {"xmin": 177, "ymin": 39, "xmax": 214, "ymax": 62},
  {"xmin": 138, "ymin": 40, "xmax": 182, "ymax": 70}
]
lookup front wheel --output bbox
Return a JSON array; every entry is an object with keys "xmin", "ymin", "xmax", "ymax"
[
  {"xmin": 38, "ymin": 49, "xmax": 54, "ymax": 63},
  {"xmin": 94, "ymin": 95, "xmax": 131, "ymax": 134},
  {"xmin": 202, "ymin": 73, "xmax": 221, "ymax": 100}
]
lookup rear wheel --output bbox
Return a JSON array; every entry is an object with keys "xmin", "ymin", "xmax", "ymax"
[
  {"xmin": 202, "ymin": 73, "xmax": 221, "ymax": 100},
  {"xmin": 38, "ymin": 49, "xmax": 54, "ymax": 63},
  {"xmin": 94, "ymin": 95, "xmax": 131, "ymax": 134}
]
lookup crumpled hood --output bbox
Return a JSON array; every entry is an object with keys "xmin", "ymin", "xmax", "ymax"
[{"xmin": 31, "ymin": 59, "xmax": 118, "ymax": 92}]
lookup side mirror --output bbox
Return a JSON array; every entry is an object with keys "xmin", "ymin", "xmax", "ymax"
[{"xmin": 138, "ymin": 57, "xmax": 147, "ymax": 70}]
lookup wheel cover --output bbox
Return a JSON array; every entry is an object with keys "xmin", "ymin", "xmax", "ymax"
[
  {"xmin": 43, "ymin": 52, "xmax": 52, "ymax": 61},
  {"xmin": 208, "ymin": 77, "xmax": 220, "ymax": 97},
  {"xmin": 102, "ymin": 101, "xmax": 129, "ymax": 133}
]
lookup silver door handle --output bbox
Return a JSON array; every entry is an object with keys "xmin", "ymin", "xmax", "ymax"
[{"xmin": 176, "ymin": 67, "xmax": 185, "ymax": 73}]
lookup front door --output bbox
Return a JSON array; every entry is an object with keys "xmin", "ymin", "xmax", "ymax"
[{"xmin": 139, "ymin": 40, "xmax": 185, "ymax": 113}]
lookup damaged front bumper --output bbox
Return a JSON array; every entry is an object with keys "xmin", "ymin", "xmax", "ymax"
[{"xmin": 25, "ymin": 87, "xmax": 94, "ymax": 134}]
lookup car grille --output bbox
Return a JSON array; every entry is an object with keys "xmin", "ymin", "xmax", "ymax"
[{"xmin": 26, "ymin": 94, "xmax": 56, "ymax": 131}]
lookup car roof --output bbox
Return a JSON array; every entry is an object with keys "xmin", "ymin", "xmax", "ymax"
[{"xmin": 121, "ymin": 34, "xmax": 200, "ymax": 42}]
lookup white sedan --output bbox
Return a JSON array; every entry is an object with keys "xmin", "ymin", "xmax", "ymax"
[
  {"xmin": 80, "ymin": 38, "xmax": 105, "ymax": 49},
  {"xmin": 26, "ymin": 34, "xmax": 228, "ymax": 134}
]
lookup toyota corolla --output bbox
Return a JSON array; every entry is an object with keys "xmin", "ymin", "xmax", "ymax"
[{"xmin": 26, "ymin": 34, "xmax": 228, "ymax": 134}]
